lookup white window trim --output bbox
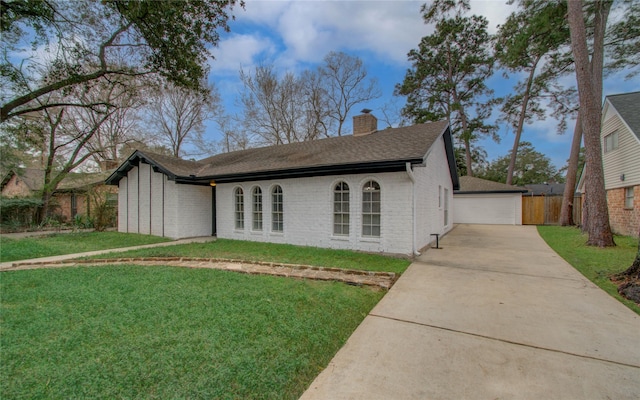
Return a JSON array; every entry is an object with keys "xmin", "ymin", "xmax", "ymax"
[
  {"xmin": 604, "ymin": 130, "xmax": 619, "ymax": 153},
  {"xmin": 361, "ymin": 179, "xmax": 381, "ymax": 238},
  {"xmin": 233, "ymin": 186, "xmax": 245, "ymax": 231},
  {"xmin": 271, "ymin": 184, "xmax": 284, "ymax": 233},
  {"xmin": 332, "ymin": 180, "xmax": 350, "ymax": 237},
  {"xmin": 624, "ymin": 187, "xmax": 634, "ymax": 209}
]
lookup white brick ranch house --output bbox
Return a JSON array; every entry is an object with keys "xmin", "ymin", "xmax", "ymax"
[{"xmin": 105, "ymin": 114, "xmax": 460, "ymax": 256}]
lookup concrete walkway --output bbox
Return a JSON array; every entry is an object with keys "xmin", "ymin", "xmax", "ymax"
[
  {"xmin": 301, "ymin": 225, "xmax": 640, "ymax": 399},
  {"xmin": 0, "ymin": 236, "xmax": 217, "ymax": 270}
]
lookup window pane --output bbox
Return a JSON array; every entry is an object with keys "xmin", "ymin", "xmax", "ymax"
[
  {"xmin": 363, "ymin": 214, "xmax": 371, "ymax": 225},
  {"xmin": 235, "ymin": 188, "xmax": 244, "ymax": 230},
  {"xmin": 363, "ymin": 225, "xmax": 372, "ymax": 236},
  {"xmin": 253, "ymin": 187, "xmax": 262, "ymax": 231},
  {"xmin": 362, "ymin": 180, "xmax": 380, "ymax": 237},
  {"xmin": 372, "ymin": 214, "xmax": 380, "ymax": 225}
]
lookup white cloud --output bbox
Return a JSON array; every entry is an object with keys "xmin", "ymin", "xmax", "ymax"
[{"xmin": 209, "ymin": 33, "xmax": 277, "ymax": 74}]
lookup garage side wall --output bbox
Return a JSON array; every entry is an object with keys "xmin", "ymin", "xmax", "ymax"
[{"xmin": 216, "ymin": 172, "xmax": 414, "ymax": 255}]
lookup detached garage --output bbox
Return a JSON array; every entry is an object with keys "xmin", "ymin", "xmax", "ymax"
[{"xmin": 453, "ymin": 176, "xmax": 527, "ymax": 225}]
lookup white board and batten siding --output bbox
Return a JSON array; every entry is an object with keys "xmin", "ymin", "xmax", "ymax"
[
  {"xmin": 118, "ymin": 163, "xmax": 212, "ymax": 238},
  {"xmin": 453, "ymin": 193, "xmax": 522, "ymax": 225}
]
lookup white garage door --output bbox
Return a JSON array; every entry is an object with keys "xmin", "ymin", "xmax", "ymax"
[{"xmin": 453, "ymin": 193, "xmax": 522, "ymax": 225}]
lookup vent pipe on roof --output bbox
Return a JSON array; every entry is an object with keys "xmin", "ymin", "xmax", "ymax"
[{"xmin": 353, "ymin": 109, "xmax": 378, "ymax": 136}]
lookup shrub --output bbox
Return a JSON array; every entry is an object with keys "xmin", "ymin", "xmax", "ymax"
[{"xmin": 0, "ymin": 197, "xmax": 42, "ymax": 230}]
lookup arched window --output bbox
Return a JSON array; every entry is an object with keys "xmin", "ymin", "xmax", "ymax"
[
  {"xmin": 362, "ymin": 180, "xmax": 380, "ymax": 237},
  {"xmin": 272, "ymin": 185, "xmax": 283, "ymax": 232},
  {"xmin": 333, "ymin": 182, "xmax": 349, "ymax": 235},
  {"xmin": 252, "ymin": 187, "xmax": 263, "ymax": 231},
  {"xmin": 234, "ymin": 187, "xmax": 244, "ymax": 230}
]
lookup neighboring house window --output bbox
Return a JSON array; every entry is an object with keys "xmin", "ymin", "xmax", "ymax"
[
  {"xmin": 234, "ymin": 187, "xmax": 244, "ymax": 230},
  {"xmin": 272, "ymin": 185, "xmax": 283, "ymax": 232},
  {"xmin": 106, "ymin": 193, "xmax": 118, "ymax": 207},
  {"xmin": 444, "ymin": 188, "xmax": 449, "ymax": 226},
  {"xmin": 362, "ymin": 180, "xmax": 381, "ymax": 237},
  {"xmin": 438, "ymin": 185, "xmax": 442, "ymax": 208},
  {"xmin": 252, "ymin": 186, "xmax": 263, "ymax": 231},
  {"xmin": 604, "ymin": 130, "xmax": 619, "ymax": 152},
  {"xmin": 333, "ymin": 182, "xmax": 350, "ymax": 235},
  {"xmin": 625, "ymin": 187, "xmax": 634, "ymax": 209},
  {"xmin": 71, "ymin": 194, "xmax": 78, "ymax": 218}
]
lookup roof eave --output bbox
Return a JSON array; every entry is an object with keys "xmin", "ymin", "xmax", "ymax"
[
  {"xmin": 182, "ymin": 159, "xmax": 425, "ymax": 185},
  {"xmin": 454, "ymin": 190, "xmax": 528, "ymax": 194}
]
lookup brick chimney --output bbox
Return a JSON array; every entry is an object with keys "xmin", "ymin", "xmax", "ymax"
[{"xmin": 353, "ymin": 109, "xmax": 377, "ymax": 136}]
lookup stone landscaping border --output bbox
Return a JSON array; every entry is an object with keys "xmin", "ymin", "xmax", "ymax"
[{"xmin": 2, "ymin": 257, "xmax": 397, "ymax": 290}]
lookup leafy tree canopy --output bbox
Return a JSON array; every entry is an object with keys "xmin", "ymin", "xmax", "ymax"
[
  {"xmin": 477, "ymin": 141, "xmax": 564, "ymax": 185},
  {"xmin": 1, "ymin": 0, "xmax": 243, "ymax": 122}
]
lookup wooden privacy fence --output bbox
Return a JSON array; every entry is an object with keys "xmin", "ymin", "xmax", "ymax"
[{"xmin": 522, "ymin": 195, "xmax": 582, "ymax": 225}]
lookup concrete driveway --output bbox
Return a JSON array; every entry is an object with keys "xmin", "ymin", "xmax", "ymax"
[{"xmin": 301, "ymin": 224, "xmax": 640, "ymax": 399}]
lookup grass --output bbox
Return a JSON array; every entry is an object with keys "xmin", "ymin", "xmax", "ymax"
[
  {"xmin": 90, "ymin": 238, "xmax": 412, "ymax": 274},
  {"xmin": 537, "ymin": 225, "xmax": 639, "ymax": 315},
  {"xmin": 0, "ymin": 232, "xmax": 171, "ymax": 263},
  {"xmin": 1, "ymin": 265, "xmax": 384, "ymax": 399}
]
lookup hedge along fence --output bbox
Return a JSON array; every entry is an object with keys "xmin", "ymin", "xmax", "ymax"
[{"xmin": 0, "ymin": 197, "xmax": 43, "ymax": 226}]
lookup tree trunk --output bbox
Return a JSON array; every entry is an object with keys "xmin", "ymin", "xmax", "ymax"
[
  {"xmin": 567, "ymin": 0, "xmax": 615, "ymax": 247},
  {"xmin": 36, "ymin": 191, "xmax": 54, "ymax": 225},
  {"xmin": 506, "ymin": 58, "xmax": 539, "ymax": 186},
  {"xmin": 559, "ymin": 113, "xmax": 582, "ymax": 226},
  {"xmin": 621, "ymin": 241, "xmax": 640, "ymax": 279}
]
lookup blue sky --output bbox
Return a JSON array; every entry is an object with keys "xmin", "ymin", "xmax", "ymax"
[{"xmin": 205, "ymin": 0, "xmax": 640, "ymax": 170}]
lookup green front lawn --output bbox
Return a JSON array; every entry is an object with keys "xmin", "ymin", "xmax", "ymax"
[
  {"xmin": 92, "ymin": 238, "xmax": 411, "ymax": 274},
  {"xmin": 1, "ymin": 266, "xmax": 383, "ymax": 399},
  {"xmin": 0, "ymin": 232, "xmax": 171, "ymax": 263},
  {"xmin": 538, "ymin": 226, "xmax": 639, "ymax": 315}
]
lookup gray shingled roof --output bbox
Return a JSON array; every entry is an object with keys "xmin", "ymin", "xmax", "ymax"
[
  {"xmin": 107, "ymin": 120, "xmax": 457, "ymax": 187},
  {"xmin": 607, "ymin": 91, "xmax": 640, "ymax": 140},
  {"xmin": 196, "ymin": 121, "xmax": 448, "ymax": 177},
  {"xmin": 1, "ymin": 168, "xmax": 111, "ymax": 192},
  {"xmin": 455, "ymin": 176, "xmax": 527, "ymax": 193}
]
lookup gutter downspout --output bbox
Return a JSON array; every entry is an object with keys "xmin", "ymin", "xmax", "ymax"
[{"xmin": 406, "ymin": 162, "xmax": 420, "ymax": 256}]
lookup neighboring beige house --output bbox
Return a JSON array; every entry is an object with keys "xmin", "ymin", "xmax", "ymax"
[
  {"xmin": 579, "ymin": 91, "xmax": 640, "ymax": 236},
  {"xmin": 1, "ymin": 167, "xmax": 117, "ymax": 222}
]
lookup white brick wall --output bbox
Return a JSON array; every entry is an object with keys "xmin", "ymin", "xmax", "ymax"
[
  {"xmin": 216, "ymin": 172, "xmax": 415, "ymax": 255},
  {"xmin": 173, "ymin": 183, "xmax": 212, "ymax": 238},
  {"xmin": 414, "ymin": 136, "xmax": 455, "ymax": 251}
]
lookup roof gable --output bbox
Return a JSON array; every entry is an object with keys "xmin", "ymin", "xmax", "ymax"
[{"xmin": 604, "ymin": 91, "xmax": 640, "ymax": 142}]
